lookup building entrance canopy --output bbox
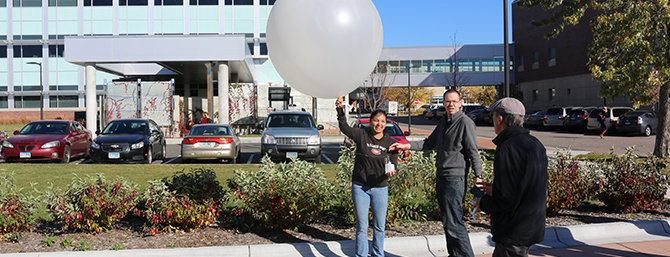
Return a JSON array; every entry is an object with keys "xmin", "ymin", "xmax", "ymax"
[{"xmin": 64, "ymin": 35, "xmax": 257, "ymax": 84}]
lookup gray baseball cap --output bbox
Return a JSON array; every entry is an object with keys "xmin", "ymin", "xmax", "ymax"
[{"xmin": 487, "ymin": 97, "xmax": 526, "ymax": 115}]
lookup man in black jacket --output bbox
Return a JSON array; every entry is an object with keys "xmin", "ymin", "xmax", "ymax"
[
  {"xmin": 391, "ymin": 89, "xmax": 482, "ymax": 257},
  {"xmin": 475, "ymin": 97, "xmax": 548, "ymax": 257}
]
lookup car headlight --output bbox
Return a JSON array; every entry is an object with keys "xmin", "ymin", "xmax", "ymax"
[
  {"xmin": 1, "ymin": 140, "xmax": 14, "ymax": 149},
  {"xmin": 131, "ymin": 141, "xmax": 145, "ymax": 150},
  {"xmin": 262, "ymin": 134, "xmax": 276, "ymax": 144},
  {"xmin": 41, "ymin": 140, "xmax": 60, "ymax": 149},
  {"xmin": 308, "ymin": 135, "xmax": 320, "ymax": 145},
  {"xmin": 91, "ymin": 141, "xmax": 100, "ymax": 149}
]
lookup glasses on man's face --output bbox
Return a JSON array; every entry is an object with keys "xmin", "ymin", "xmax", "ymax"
[{"xmin": 443, "ymin": 100, "xmax": 460, "ymax": 106}]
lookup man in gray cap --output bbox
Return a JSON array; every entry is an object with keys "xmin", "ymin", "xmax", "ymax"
[{"xmin": 474, "ymin": 97, "xmax": 548, "ymax": 257}]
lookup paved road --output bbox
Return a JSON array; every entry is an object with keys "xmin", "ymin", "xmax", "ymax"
[{"xmin": 393, "ymin": 114, "xmax": 656, "ymax": 155}]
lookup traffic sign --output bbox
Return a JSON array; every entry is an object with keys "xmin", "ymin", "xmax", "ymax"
[{"xmin": 413, "ymin": 99, "xmax": 420, "ymax": 105}]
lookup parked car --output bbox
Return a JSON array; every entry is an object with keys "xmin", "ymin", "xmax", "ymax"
[
  {"xmin": 563, "ymin": 107, "xmax": 596, "ymax": 131},
  {"xmin": 586, "ymin": 107, "xmax": 635, "ymax": 132},
  {"xmin": 344, "ymin": 118, "xmax": 410, "ymax": 148},
  {"xmin": 616, "ymin": 110, "xmax": 658, "ymax": 136},
  {"xmin": 524, "ymin": 110, "xmax": 547, "ymax": 129},
  {"xmin": 181, "ymin": 124, "xmax": 241, "ymax": 163},
  {"xmin": 260, "ymin": 110, "xmax": 323, "ymax": 163},
  {"xmin": 543, "ymin": 107, "xmax": 582, "ymax": 128},
  {"xmin": 423, "ymin": 105, "xmax": 438, "ymax": 119},
  {"xmin": 435, "ymin": 106, "xmax": 447, "ymax": 119},
  {"xmin": 467, "ymin": 109, "xmax": 485, "ymax": 121},
  {"xmin": 468, "ymin": 109, "xmax": 491, "ymax": 125},
  {"xmin": 0, "ymin": 130, "xmax": 6, "ymax": 144},
  {"xmin": 89, "ymin": 119, "xmax": 166, "ymax": 164},
  {"xmin": 1, "ymin": 120, "xmax": 91, "ymax": 163}
]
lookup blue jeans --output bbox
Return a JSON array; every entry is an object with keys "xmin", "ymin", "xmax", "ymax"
[
  {"xmin": 352, "ymin": 184, "xmax": 388, "ymax": 257},
  {"xmin": 436, "ymin": 175, "xmax": 474, "ymax": 257}
]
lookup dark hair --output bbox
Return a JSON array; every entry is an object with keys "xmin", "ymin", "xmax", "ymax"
[
  {"xmin": 370, "ymin": 109, "xmax": 387, "ymax": 120},
  {"xmin": 443, "ymin": 89, "xmax": 461, "ymax": 99}
]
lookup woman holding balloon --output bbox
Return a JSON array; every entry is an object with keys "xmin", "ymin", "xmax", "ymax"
[{"xmin": 336, "ymin": 97, "xmax": 397, "ymax": 257}]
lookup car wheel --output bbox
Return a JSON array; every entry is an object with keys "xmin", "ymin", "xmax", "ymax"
[
  {"xmin": 61, "ymin": 144, "xmax": 71, "ymax": 163},
  {"xmin": 644, "ymin": 126, "xmax": 652, "ymax": 137},
  {"xmin": 314, "ymin": 154, "xmax": 321, "ymax": 164},
  {"xmin": 159, "ymin": 142, "xmax": 166, "ymax": 160},
  {"xmin": 145, "ymin": 146, "xmax": 153, "ymax": 164},
  {"xmin": 84, "ymin": 141, "xmax": 91, "ymax": 159}
]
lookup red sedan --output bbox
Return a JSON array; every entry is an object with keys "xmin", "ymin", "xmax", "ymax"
[
  {"xmin": 1, "ymin": 120, "xmax": 91, "ymax": 163},
  {"xmin": 344, "ymin": 118, "xmax": 410, "ymax": 148}
]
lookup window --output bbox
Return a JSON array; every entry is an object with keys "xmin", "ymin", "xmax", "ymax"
[
  {"xmin": 0, "ymin": 46, "xmax": 6, "ymax": 58},
  {"xmin": 190, "ymin": 0, "xmax": 216, "ymax": 5},
  {"xmin": 154, "ymin": 0, "xmax": 182, "ymax": 5},
  {"xmin": 247, "ymin": 43, "xmax": 254, "ymax": 55},
  {"xmin": 548, "ymin": 48, "xmax": 556, "ymax": 66},
  {"xmin": 48, "ymin": 45, "xmax": 65, "ymax": 57},
  {"xmin": 48, "ymin": 0, "xmax": 77, "ymax": 6},
  {"xmin": 532, "ymin": 90, "xmax": 539, "ymax": 102},
  {"xmin": 13, "ymin": 45, "xmax": 43, "ymax": 58},
  {"xmin": 119, "ymin": 0, "xmax": 148, "ymax": 5},
  {"xmin": 567, "ymin": 88, "xmax": 571, "ymax": 95},
  {"xmin": 83, "ymin": 0, "xmax": 112, "ymax": 6},
  {"xmin": 259, "ymin": 0, "xmax": 275, "ymax": 4},
  {"xmin": 549, "ymin": 88, "xmax": 555, "ymax": 101},
  {"xmin": 49, "ymin": 95, "xmax": 79, "ymax": 108},
  {"xmin": 259, "ymin": 42, "xmax": 267, "ymax": 55},
  {"xmin": 14, "ymin": 0, "xmax": 42, "ymax": 7},
  {"xmin": 14, "ymin": 96, "xmax": 41, "ymax": 108},
  {"xmin": 0, "ymin": 96, "xmax": 7, "ymax": 108},
  {"xmin": 533, "ymin": 52, "xmax": 539, "ymax": 63}
]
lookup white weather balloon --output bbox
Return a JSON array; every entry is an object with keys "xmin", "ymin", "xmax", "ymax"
[{"xmin": 266, "ymin": 0, "xmax": 383, "ymax": 99}]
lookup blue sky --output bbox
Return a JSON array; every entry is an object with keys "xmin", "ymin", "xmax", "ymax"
[{"xmin": 371, "ymin": 0, "xmax": 514, "ymax": 48}]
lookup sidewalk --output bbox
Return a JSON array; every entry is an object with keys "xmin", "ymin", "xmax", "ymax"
[{"xmin": 3, "ymin": 220, "xmax": 669, "ymax": 257}]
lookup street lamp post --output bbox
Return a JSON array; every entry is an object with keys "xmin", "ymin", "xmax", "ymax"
[
  {"xmin": 407, "ymin": 65, "xmax": 420, "ymax": 135},
  {"xmin": 503, "ymin": 0, "xmax": 510, "ymax": 97},
  {"xmin": 27, "ymin": 62, "xmax": 43, "ymax": 120}
]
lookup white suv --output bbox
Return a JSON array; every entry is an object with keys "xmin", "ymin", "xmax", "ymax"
[{"xmin": 586, "ymin": 107, "xmax": 635, "ymax": 132}]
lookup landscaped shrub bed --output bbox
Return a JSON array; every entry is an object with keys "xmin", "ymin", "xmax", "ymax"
[{"xmin": 1, "ymin": 148, "xmax": 668, "ymax": 238}]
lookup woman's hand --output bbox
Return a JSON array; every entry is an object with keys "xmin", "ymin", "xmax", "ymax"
[
  {"xmin": 386, "ymin": 169, "xmax": 397, "ymax": 177},
  {"xmin": 335, "ymin": 97, "xmax": 343, "ymax": 108},
  {"xmin": 389, "ymin": 143, "xmax": 411, "ymax": 152}
]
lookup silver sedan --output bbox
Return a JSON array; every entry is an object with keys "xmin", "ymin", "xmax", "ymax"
[{"xmin": 181, "ymin": 124, "xmax": 241, "ymax": 163}]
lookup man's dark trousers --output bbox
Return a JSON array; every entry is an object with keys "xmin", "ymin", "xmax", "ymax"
[{"xmin": 436, "ymin": 175, "xmax": 474, "ymax": 257}]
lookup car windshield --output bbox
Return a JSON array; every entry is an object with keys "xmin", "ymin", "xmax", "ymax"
[
  {"xmin": 102, "ymin": 121, "xmax": 148, "ymax": 134},
  {"xmin": 568, "ymin": 110, "xmax": 585, "ymax": 116},
  {"xmin": 622, "ymin": 111, "xmax": 646, "ymax": 117},
  {"xmin": 19, "ymin": 122, "xmax": 69, "ymax": 135},
  {"xmin": 267, "ymin": 114, "xmax": 315, "ymax": 128},
  {"xmin": 612, "ymin": 109, "xmax": 632, "ymax": 117},
  {"xmin": 589, "ymin": 109, "xmax": 604, "ymax": 118},
  {"xmin": 359, "ymin": 122, "xmax": 404, "ymax": 136},
  {"xmin": 189, "ymin": 125, "xmax": 231, "ymax": 136}
]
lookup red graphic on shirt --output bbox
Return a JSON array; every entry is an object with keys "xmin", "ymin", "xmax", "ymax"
[{"xmin": 371, "ymin": 149, "xmax": 381, "ymax": 155}]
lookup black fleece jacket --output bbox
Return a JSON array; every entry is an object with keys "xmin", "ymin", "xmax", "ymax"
[
  {"xmin": 479, "ymin": 126, "xmax": 548, "ymax": 246},
  {"xmin": 337, "ymin": 107, "xmax": 399, "ymax": 187}
]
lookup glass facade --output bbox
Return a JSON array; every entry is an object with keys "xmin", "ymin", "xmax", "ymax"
[
  {"xmin": 2, "ymin": 0, "xmax": 276, "ymax": 109},
  {"xmin": 375, "ymin": 58, "xmax": 512, "ymax": 74}
]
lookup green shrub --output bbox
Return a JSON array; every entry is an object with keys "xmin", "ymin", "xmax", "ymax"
[
  {"xmin": 546, "ymin": 150, "xmax": 590, "ymax": 216},
  {"xmin": 330, "ymin": 146, "xmax": 356, "ymax": 221},
  {"xmin": 388, "ymin": 150, "xmax": 438, "ymax": 223},
  {"xmin": 45, "ymin": 173, "xmax": 139, "ymax": 233},
  {"xmin": 463, "ymin": 150, "xmax": 494, "ymax": 223},
  {"xmin": 228, "ymin": 156, "xmax": 331, "ymax": 229},
  {"xmin": 162, "ymin": 167, "xmax": 225, "ymax": 203},
  {"xmin": 597, "ymin": 148, "xmax": 668, "ymax": 213},
  {"xmin": 136, "ymin": 179, "xmax": 218, "ymax": 233},
  {"xmin": 0, "ymin": 172, "xmax": 40, "ymax": 234}
]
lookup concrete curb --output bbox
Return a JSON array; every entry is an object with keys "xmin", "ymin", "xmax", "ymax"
[{"xmin": 2, "ymin": 220, "xmax": 670, "ymax": 257}]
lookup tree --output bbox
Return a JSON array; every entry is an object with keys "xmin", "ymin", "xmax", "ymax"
[
  {"xmin": 445, "ymin": 32, "xmax": 471, "ymax": 90},
  {"xmin": 359, "ymin": 63, "xmax": 397, "ymax": 111},
  {"xmin": 386, "ymin": 87, "xmax": 433, "ymax": 112},
  {"xmin": 458, "ymin": 85, "xmax": 498, "ymax": 106},
  {"xmin": 517, "ymin": 0, "xmax": 670, "ymax": 158}
]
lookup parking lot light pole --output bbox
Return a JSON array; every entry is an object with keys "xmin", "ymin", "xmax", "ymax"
[
  {"xmin": 27, "ymin": 62, "xmax": 43, "ymax": 120},
  {"xmin": 407, "ymin": 65, "xmax": 420, "ymax": 135}
]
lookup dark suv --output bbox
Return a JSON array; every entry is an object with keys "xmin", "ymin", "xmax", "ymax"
[{"xmin": 260, "ymin": 111, "xmax": 324, "ymax": 163}]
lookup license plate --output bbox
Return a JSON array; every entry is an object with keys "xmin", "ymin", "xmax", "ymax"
[
  {"xmin": 198, "ymin": 142, "xmax": 216, "ymax": 148},
  {"xmin": 20, "ymin": 152, "xmax": 31, "ymax": 158},
  {"xmin": 108, "ymin": 152, "xmax": 120, "ymax": 159},
  {"xmin": 286, "ymin": 152, "xmax": 298, "ymax": 158},
  {"xmin": 625, "ymin": 122, "xmax": 630, "ymax": 125}
]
